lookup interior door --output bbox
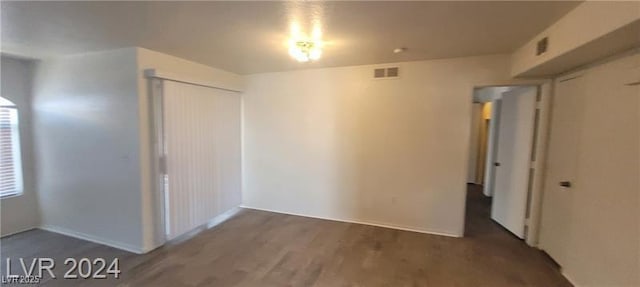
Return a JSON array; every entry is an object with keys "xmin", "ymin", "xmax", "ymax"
[
  {"xmin": 161, "ymin": 80, "xmax": 241, "ymax": 240},
  {"xmin": 537, "ymin": 73, "xmax": 585, "ymax": 266},
  {"xmin": 539, "ymin": 54, "xmax": 639, "ymax": 285},
  {"xmin": 567, "ymin": 61, "xmax": 639, "ymax": 285},
  {"xmin": 490, "ymin": 87, "xmax": 537, "ymax": 238}
]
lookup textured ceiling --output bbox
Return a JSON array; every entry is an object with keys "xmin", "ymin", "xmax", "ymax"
[{"xmin": 1, "ymin": 1, "xmax": 581, "ymax": 74}]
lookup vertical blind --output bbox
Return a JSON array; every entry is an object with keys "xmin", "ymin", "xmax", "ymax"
[
  {"xmin": 161, "ymin": 81, "xmax": 241, "ymax": 240},
  {"xmin": 0, "ymin": 97, "xmax": 23, "ymax": 197}
]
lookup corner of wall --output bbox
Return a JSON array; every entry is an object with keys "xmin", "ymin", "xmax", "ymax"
[
  {"xmin": 0, "ymin": 56, "xmax": 41, "ymax": 237},
  {"xmin": 510, "ymin": 1, "xmax": 640, "ymax": 77},
  {"xmin": 29, "ymin": 48, "xmax": 145, "ymax": 251}
]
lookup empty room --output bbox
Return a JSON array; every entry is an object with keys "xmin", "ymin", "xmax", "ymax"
[{"xmin": 0, "ymin": 1, "xmax": 638, "ymax": 286}]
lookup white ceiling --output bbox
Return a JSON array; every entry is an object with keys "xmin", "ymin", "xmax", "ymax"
[{"xmin": 1, "ymin": 1, "xmax": 580, "ymax": 74}]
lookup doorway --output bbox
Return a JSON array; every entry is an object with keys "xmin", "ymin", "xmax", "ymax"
[{"xmin": 465, "ymin": 84, "xmax": 549, "ymax": 245}]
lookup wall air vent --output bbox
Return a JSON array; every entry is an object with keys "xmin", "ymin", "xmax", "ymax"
[
  {"xmin": 387, "ymin": 67, "xmax": 399, "ymax": 77},
  {"xmin": 373, "ymin": 67, "xmax": 400, "ymax": 79},
  {"xmin": 536, "ymin": 37, "xmax": 548, "ymax": 56}
]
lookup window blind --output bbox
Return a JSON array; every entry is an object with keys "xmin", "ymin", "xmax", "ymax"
[
  {"xmin": 161, "ymin": 80, "xmax": 241, "ymax": 240},
  {"xmin": 0, "ymin": 104, "xmax": 22, "ymax": 198}
]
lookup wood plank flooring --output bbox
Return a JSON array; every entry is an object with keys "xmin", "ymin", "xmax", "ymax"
[{"xmin": 1, "ymin": 185, "xmax": 571, "ymax": 286}]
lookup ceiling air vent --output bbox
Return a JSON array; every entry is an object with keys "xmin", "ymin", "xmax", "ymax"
[
  {"xmin": 373, "ymin": 67, "xmax": 400, "ymax": 79},
  {"xmin": 536, "ymin": 37, "xmax": 548, "ymax": 56}
]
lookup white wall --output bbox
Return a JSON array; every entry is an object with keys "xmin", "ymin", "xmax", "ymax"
[
  {"xmin": 0, "ymin": 56, "xmax": 40, "ymax": 237},
  {"xmin": 32, "ymin": 48, "xmax": 144, "ymax": 252},
  {"xmin": 473, "ymin": 86, "xmax": 511, "ymax": 103},
  {"xmin": 135, "ymin": 47, "xmax": 244, "ymax": 251},
  {"xmin": 511, "ymin": 1, "xmax": 640, "ymax": 77},
  {"xmin": 242, "ymin": 54, "xmax": 527, "ymax": 236},
  {"xmin": 29, "ymin": 47, "xmax": 243, "ymax": 253}
]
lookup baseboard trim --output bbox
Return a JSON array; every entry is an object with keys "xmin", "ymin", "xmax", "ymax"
[
  {"xmin": 240, "ymin": 205, "xmax": 461, "ymax": 238},
  {"xmin": 165, "ymin": 207, "xmax": 242, "ymax": 245},
  {"xmin": 1, "ymin": 226, "xmax": 38, "ymax": 238},
  {"xmin": 539, "ymin": 247, "xmax": 582, "ymax": 287},
  {"xmin": 206, "ymin": 207, "xmax": 242, "ymax": 229},
  {"xmin": 39, "ymin": 225, "xmax": 145, "ymax": 254},
  {"xmin": 561, "ymin": 270, "xmax": 582, "ymax": 287}
]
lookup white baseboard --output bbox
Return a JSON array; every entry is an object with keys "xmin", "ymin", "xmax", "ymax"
[
  {"xmin": 39, "ymin": 225, "xmax": 145, "ymax": 254},
  {"xmin": 561, "ymin": 270, "xmax": 582, "ymax": 287},
  {"xmin": 38, "ymin": 206, "xmax": 458, "ymax": 255},
  {"xmin": 1, "ymin": 226, "xmax": 38, "ymax": 238},
  {"xmin": 240, "ymin": 205, "xmax": 461, "ymax": 238},
  {"xmin": 207, "ymin": 206, "xmax": 242, "ymax": 229},
  {"xmin": 165, "ymin": 207, "xmax": 242, "ymax": 245},
  {"xmin": 40, "ymin": 208, "xmax": 243, "ymax": 255}
]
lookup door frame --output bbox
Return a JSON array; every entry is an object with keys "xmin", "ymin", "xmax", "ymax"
[
  {"xmin": 149, "ymin": 77, "xmax": 169, "ymax": 245},
  {"xmin": 483, "ymin": 97, "xmax": 501, "ymax": 197},
  {"xmin": 464, "ymin": 81, "xmax": 552, "ymax": 247},
  {"xmin": 523, "ymin": 82, "xmax": 552, "ymax": 247}
]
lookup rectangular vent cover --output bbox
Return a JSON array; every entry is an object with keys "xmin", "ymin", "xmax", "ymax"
[
  {"xmin": 536, "ymin": 37, "xmax": 548, "ymax": 56},
  {"xmin": 373, "ymin": 67, "xmax": 400, "ymax": 79},
  {"xmin": 387, "ymin": 67, "xmax": 399, "ymax": 77}
]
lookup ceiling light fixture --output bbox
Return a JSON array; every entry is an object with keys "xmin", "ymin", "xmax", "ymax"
[
  {"xmin": 394, "ymin": 47, "xmax": 407, "ymax": 54},
  {"xmin": 289, "ymin": 40, "xmax": 322, "ymax": 62},
  {"xmin": 288, "ymin": 22, "xmax": 323, "ymax": 62}
]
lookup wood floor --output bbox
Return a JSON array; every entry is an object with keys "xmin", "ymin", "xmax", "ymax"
[{"xmin": 1, "ymin": 185, "xmax": 571, "ymax": 286}]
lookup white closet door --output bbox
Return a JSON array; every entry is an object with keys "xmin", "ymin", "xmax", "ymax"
[
  {"xmin": 162, "ymin": 80, "xmax": 241, "ymax": 240},
  {"xmin": 540, "ymin": 54, "xmax": 639, "ymax": 286},
  {"xmin": 538, "ymin": 73, "xmax": 585, "ymax": 265}
]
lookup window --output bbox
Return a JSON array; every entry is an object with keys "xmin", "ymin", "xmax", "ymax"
[{"xmin": 0, "ymin": 97, "xmax": 23, "ymax": 198}]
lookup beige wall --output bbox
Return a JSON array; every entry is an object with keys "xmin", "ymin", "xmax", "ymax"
[
  {"xmin": 467, "ymin": 104, "xmax": 481, "ymax": 183},
  {"xmin": 511, "ymin": 1, "xmax": 640, "ymax": 76},
  {"xmin": 242, "ymin": 54, "xmax": 521, "ymax": 236},
  {"xmin": 0, "ymin": 56, "xmax": 40, "ymax": 237},
  {"xmin": 475, "ymin": 102, "xmax": 491, "ymax": 183}
]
